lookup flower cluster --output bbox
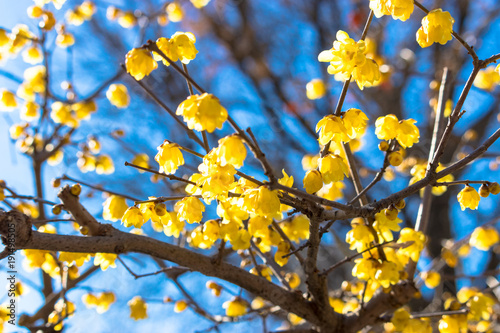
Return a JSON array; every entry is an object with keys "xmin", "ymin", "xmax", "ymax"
[
  {"xmin": 369, "ymin": 0, "xmax": 414, "ymax": 21},
  {"xmin": 319, "ymin": 31, "xmax": 381, "ymax": 89},
  {"xmin": 176, "ymin": 93, "xmax": 228, "ymax": 132},
  {"xmin": 375, "ymin": 114, "xmax": 420, "ymax": 148}
]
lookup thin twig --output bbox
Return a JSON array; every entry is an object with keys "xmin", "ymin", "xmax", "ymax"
[{"xmin": 60, "ymin": 174, "xmax": 140, "ymax": 201}]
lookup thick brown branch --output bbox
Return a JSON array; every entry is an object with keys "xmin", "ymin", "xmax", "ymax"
[{"xmin": 15, "ymin": 229, "xmax": 324, "ymax": 327}]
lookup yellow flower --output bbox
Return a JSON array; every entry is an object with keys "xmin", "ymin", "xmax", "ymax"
[
  {"xmin": 397, "ymin": 228, "xmax": 426, "ymax": 262},
  {"xmin": 163, "ymin": 211, "xmax": 185, "ymax": 238},
  {"xmin": 469, "ymin": 226, "xmax": 499, "ymax": 251},
  {"xmin": 95, "ymin": 154, "xmax": 114, "ymax": 174},
  {"xmin": 370, "ymin": 0, "xmax": 414, "ymax": 21},
  {"xmin": 190, "ymin": 0, "xmax": 210, "ymax": 8},
  {"xmin": 122, "ymin": 206, "xmax": 145, "ymax": 228},
  {"xmin": 306, "ymin": 79, "xmax": 326, "ymax": 100},
  {"xmin": 118, "ymin": 11, "xmax": 137, "ymax": 28},
  {"xmin": 9, "ymin": 123, "xmax": 25, "ymax": 139},
  {"xmin": 66, "ymin": 2, "xmax": 95, "ymax": 26},
  {"xmin": 176, "ymin": 196, "xmax": 205, "ymax": 224},
  {"xmin": 189, "ymin": 225, "xmax": 215, "ymax": 249},
  {"xmin": 102, "ymin": 195, "xmax": 128, "ymax": 222},
  {"xmin": 374, "ymin": 260, "xmax": 400, "ymax": 288},
  {"xmin": 41, "ymin": 253, "xmax": 61, "ymax": 278},
  {"xmin": 154, "ymin": 32, "xmax": 198, "ymax": 65},
  {"xmin": 229, "ymin": 229, "xmax": 251, "ymax": 250},
  {"xmin": 240, "ymin": 186, "xmax": 281, "ymax": 218},
  {"xmin": 318, "ymin": 154, "xmax": 349, "ymax": 184},
  {"xmin": 0, "ymin": 89, "xmax": 17, "ymax": 111},
  {"xmin": 317, "ymin": 181, "xmax": 345, "ymax": 202},
  {"xmin": 250, "ymin": 265, "xmax": 273, "ymax": 281},
  {"xmin": 22, "ymin": 46, "xmax": 43, "ymax": 64},
  {"xmin": 343, "ymin": 108, "xmax": 368, "ymax": 139},
  {"xmin": 318, "ymin": 30, "xmax": 380, "ymax": 89},
  {"xmin": 95, "ymin": 292, "xmax": 115, "ymax": 313},
  {"xmin": 438, "ymin": 314, "xmax": 467, "ymax": 333},
  {"xmin": 35, "ymin": 0, "xmax": 67, "ymax": 10},
  {"xmin": 302, "ymin": 154, "xmax": 319, "ymax": 170},
  {"xmin": 215, "ymin": 135, "xmax": 247, "ymax": 168},
  {"xmin": 346, "ymin": 218, "xmax": 375, "ymax": 253},
  {"xmin": 248, "ymin": 215, "xmax": 272, "ymax": 236},
  {"xmin": 375, "ymin": 114, "xmax": 419, "ymax": 148},
  {"xmin": 131, "ymin": 153, "xmax": 149, "ymax": 172},
  {"xmin": 316, "ymin": 115, "xmax": 350, "ymax": 145},
  {"xmin": 106, "ymin": 83, "xmax": 130, "ymax": 108},
  {"xmin": 128, "ymin": 296, "xmax": 148, "ymax": 320},
  {"xmin": 285, "ymin": 272, "xmax": 301, "ymax": 289},
  {"xmin": 467, "ymin": 292, "xmax": 495, "ymax": 321},
  {"xmin": 318, "ymin": 30, "xmax": 366, "ymax": 78},
  {"xmin": 72, "ymin": 100, "xmax": 97, "ymax": 120},
  {"xmin": 82, "ymin": 293, "xmax": 98, "ymax": 308},
  {"xmin": 275, "ymin": 241, "xmax": 290, "ymax": 266},
  {"xmin": 196, "ymin": 155, "xmax": 236, "ymax": 203},
  {"xmin": 174, "ymin": 300, "xmax": 188, "ymax": 313},
  {"xmin": 416, "ymin": 9, "xmax": 455, "ymax": 48},
  {"xmin": 396, "ymin": 119, "xmax": 419, "ymax": 148},
  {"xmin": 9, "ymin": 24, "xmax": 34, "ymax": 54},
  {"xmin": 170, "ymin": 32, "xmax": 198, "ymax": 64},
  {"xmin": 351, "ymin": 58, "xmax": 381, "ymax": 90},
  {"xmin": 56, "ymin": 33, "xmax": 75, "ymax": 48},
  {"xmin": 20, "ymin": 101, "xmax": 40, "ymax": 121},
  {"xmin": 176, "ymin": 93, "xmax": 228, "ymax": 132},
  {"xmin": 474, "ymin": 66, "xmax": 500, "ymax": 91},
  {"xmin": 410, "ymin": 163, "xmax": 453, "ymax": 196},
  {"xmin": 223, "ymin": 297, "xmax": 248, "ymax": 317},
  {"xmin": 373, "ymin": 210, "xmax": 401, "ymax": 241},
  {"xmin": 282, "ymin": 214, "xmax": 310, "ymax": 243},
  {"xmin": 206, "ymin": 281, "xmax": 222, "ymax": 296},
  {"xmin": 125, "ymin": 48, "xmax": 158, "ymax": 80},
  {"xmin": 58, "ymin": 252, "xmax": 92, "ymax": 267},
  {"xmin": 23, "ymin": 66, "xmax": 46, "ymax": 94},
  {"xmin": 391, "ymin": 308, "xmax": 411, "ymax": 331},
  {"xmin": 303, "ymin": 170, "xmax": 323, "ymax": 194},
  {"xmin": 155, "ymin": 141, "xmax": 184, "ymax": 174},
  {"xmin": 421, "ymin": 271, "xmax": 441, "ymax": 289},
  {"xmin": 22, "ymin": 249, "xmax": 47, "ymax": 271},
  {"xmin": 94, "ymin": 253, "xmax": 117, "ymax": 271},
  {"xmin": 50, "ymin": 101, "xmax": 79, "ymax": 128},
  {"xmin": 352, "ymin": 256, "xmax": 377, "ymax": 281},
  {"xmin": 388, "ymin": 151, "xmax": 403, "ymax": 167},
  {"xmin": 375, "ymin": 114, "xmax": 399, "ymax": 141},
  {"xmin": 27, "ymin": 5, "xmax": 43, "ymax": 18},
  {"xmin": 166, "ymin": 2, "xmax": 184, "ymax": 22},
  {"xmin": 457, "ymin": 185, "xmax": 480, "ymax": 211}
]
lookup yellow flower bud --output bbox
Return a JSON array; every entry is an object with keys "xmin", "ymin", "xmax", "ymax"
[
  {"xmin": 388, "ymin": 151, "xmax": 403, "ymax": 167},
  {"xmin": 222, "ymin": 297, "xmax": 247, "ymax": 317},
  {"xmin": 421, "ymin": 271, "xmax": 441, "ymax": 289},
  {"xmin": 106, "ymin": 83, "xmax": 130, "ymax": 108},
  {"xmin": 306, "ymin": 78, "xmax": 326, "ymax": 100},
  {"xmin": 174, "ymin": 300, "xmax": 188, "ymax": 313},
  {"xmin": 303, "ymin": 170, "xmax": 323, "ymax": 194}
]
